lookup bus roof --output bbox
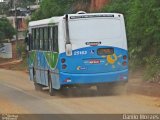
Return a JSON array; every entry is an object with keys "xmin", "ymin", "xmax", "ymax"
[
  {"xmin": 29, "ymin": 16, "xmax": 63, "ymax": 27},
  {"xmin": 29, "ymin": 13, "xmax": 123, "ymax": 27}
]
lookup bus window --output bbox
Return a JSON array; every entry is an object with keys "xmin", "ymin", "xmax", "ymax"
[
  {"xmin": 35, "ymin": 28, "xmax": 40, "ymax": 50},
  {"xmin": 48, "ymin": 27, "xmax": 50, "ymax": 51},
  {"xmin": 52, "ymin": 26, "xmax": 58, "ymax": 52},
  {"xmin": 48, "ymin": 27, "xmax": 52, "ymax": 51},
  {"xmin": 31, "ymin": 29, "xmax": 35, "ymax": 50},
  {"xmin": 30, "ymin": 34, "xmax": 33, "ymax": 50},
  {"xmin": 40, "ymin": 28, "xmax": 44, "ymax": 50},
  {"xmin": 44, "ymin": 27, "xmax": 49, "ymax": 51}
]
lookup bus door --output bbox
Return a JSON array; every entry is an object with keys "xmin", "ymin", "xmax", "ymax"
[{"xmin": 40, "ymin": 27, "xmax": 48, "ymax": 86}]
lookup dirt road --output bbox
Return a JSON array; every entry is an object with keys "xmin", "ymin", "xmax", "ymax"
[{"xmin": 0, "ymin": 69, "xmax": 160, "ymax": 114}]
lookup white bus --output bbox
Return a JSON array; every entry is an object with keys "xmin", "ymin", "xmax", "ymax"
[{"xmin": 27, "ymin": 11, "xmax": 128, "ymax": 96}]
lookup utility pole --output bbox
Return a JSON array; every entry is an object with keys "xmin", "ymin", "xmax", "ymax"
[{"xmin": 14, "ymin": 0, "xmax": 19, "ymax": 58}]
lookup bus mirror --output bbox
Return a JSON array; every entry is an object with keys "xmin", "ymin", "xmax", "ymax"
[
  {"xmin": 25, "ymin": 36, "xmax": 29, "ymax": 51},
  {"xmin": 25, "ymin": 33, "xmax": 32, "ymax": 51},
  {"xmin": 65, "ymin": 44, "xmax": 72, "ymax": 56}
]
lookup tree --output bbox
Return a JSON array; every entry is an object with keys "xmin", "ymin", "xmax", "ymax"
[
  {"xmin": 0, "ymin": 18, "xmax": 16, "ymax": 42},
  {"xmin": 102, "ymin": 0, "xmax": 160, "ymax": 80},
  {"xmin": 9, "ymin": 0, "xmax": 36, "ymax": 8},
  {"xmin": 31, "ymin": 0, "xmax": 92, "ymax": 20},
  {"xmin": 0, "ymin": 2, "xmax": 10, "ymax": 15}
]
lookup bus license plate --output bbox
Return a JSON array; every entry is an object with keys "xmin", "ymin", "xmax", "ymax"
[{"xmin": 89, "ymin": 60, "xmax": 100, "ymax": 64}]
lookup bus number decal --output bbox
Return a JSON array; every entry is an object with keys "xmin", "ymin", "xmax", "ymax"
[{"xmin": 74, "ymin": 51, "xmax": 87, "ymax": 56}]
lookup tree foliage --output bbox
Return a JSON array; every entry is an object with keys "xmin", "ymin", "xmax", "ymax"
[
  {"xmin": 0, "ymin": 2, "xmax": 10, "ymax": 15},
  {"xmin": 31, "ymin": 0, "xmax": 92, "ymax": 20},
  {"xmin": 0, "ymin": 18, "xmax": 16, "ymax": 41},
  {"xmin": 9, "ymin": 0, "xmax": 36, "ymax": 8},
  {"xmin": 32, "ymin": 0, "xmax": 75, "ymax": 20},
  {"xmin": 103, "ymin": 0, "xmax": 160, "ymax": 81}
]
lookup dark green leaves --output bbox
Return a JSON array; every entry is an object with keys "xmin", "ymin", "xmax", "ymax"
[
  {"xmin": 0, "ymin": 18, "xmax": 16, "ymax": 41},
  {"xmin": 102, "ymin": 0, "xmax": 160, "ymax": 81}
]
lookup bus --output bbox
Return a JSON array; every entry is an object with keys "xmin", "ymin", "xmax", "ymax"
[{"xmin": 27, "ymin": 11, "xmax": 128, "ymax": 96}]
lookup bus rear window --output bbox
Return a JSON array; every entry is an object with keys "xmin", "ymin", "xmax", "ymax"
[
  {"xmin": 69, "ymin": 18, "xmax": 122, "ymax": 41},
  {"xmin": 97, "ymin": 48, "xmax": 114, "ymax": 55}
]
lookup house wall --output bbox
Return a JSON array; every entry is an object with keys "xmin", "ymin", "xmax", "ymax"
[{"xmin": 0, "ymin": 43, "xmax": 12, "ymax": 58}]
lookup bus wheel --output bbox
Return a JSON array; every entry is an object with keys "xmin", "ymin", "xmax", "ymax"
[{"xmin": 48, "ymin": 74, "xmax": 54, "ymax": 96}]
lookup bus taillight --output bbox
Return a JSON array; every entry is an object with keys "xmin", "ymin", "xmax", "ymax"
[
  {"xmin": 61, "ymin": 58, "xmax": 66, "ymax": 63},
  {"xmin": 122, "ymin": 61, "xmax": 127, "ymax": 66},
  {"xmin": 123, "ymin": 55, "xmax": 127, "ymax": 60},
  {"xmin": 62, "ymin": 64, "xmax": 67, "ymax": 69}
]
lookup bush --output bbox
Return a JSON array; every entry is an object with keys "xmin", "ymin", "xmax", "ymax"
[{"xmin": 102, "ymin": 0, "xmax": 160, "ymax": 82}]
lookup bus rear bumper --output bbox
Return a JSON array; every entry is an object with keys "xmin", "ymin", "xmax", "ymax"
[{"xmin": 60, "ymin": 69, "xmax": 128, "ymax": 85}]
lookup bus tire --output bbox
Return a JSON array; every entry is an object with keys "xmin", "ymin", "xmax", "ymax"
[{"xmin": 48, "ymin": 73, "xmax": 54, "ymax": 96}]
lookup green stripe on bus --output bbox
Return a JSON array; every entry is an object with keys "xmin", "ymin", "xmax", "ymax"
[
  {"xmin": 44, "ymin": 52, "xmax": 58, "ymax": 69},
  {"xmin": 29, "ymin": 51, "xmax": 36, "ymax": 65}
]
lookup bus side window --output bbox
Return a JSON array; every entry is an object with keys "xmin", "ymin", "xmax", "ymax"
[
  {"xmin": 49, "ymin": 27, "xmax": 52, "ymax": 51},
  {"xmin": 31, "ymin": 29, "xmax": 35, "ymax": 50},
  {"xmin": 48, "ymin": 27, "xmax": 50, "ymax": 51},
  {"xmin": 35, "ymin": 28, "xmax": 40, "ymax": 50},
  {"xmin": 44, "ymin": 27, "xmax": 49, "ymax": 51},
  {"xmin": 40, "ymin": 28, "xmax": 44, "ymax": 50},
  {"xmin": 28, "ymin": 33, "xmax": 33, "ymax": 50},
  {"xmin": 52, "ymin": 26, "xmax": 58, "ymax": 52}
]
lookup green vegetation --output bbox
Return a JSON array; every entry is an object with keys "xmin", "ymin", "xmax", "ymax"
[
  {"xmin": 102, "ymin": 0, "xmax": 160, "ymax": 81},
  {"xmin": 0, "ymin": 2, "xmax": 9, "ymax": 15},
  {"xmin": 0, "ymin": 18, "xmax": 16, "ymax": 42},
  {"xmin": 15, "ymin": 0, "xmax": 36, "ymax": 8},
  {"xmin": 32, "ymin": 0, "xmax": 76, "ymax": 20},
  {"xmin": 31, "ymin": 0, "xmax": 91, "ymax": 20}
]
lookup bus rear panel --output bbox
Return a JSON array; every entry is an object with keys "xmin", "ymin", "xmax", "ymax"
[{"xmin": 58, "ymin": 13, "xmax": 128, "ymax": 86}]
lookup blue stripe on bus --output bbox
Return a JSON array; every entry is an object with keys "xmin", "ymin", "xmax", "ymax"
[{"xmin": 59, "ymin": 69, "xmax": 128, "ymax": 85}]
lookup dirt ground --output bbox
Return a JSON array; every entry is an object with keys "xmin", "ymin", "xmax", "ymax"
[
  {"xmin": 0, "ymin": 69, "xmax": 160, "ymax": 114},
  {"xmin": 0, "ymin": 58, "xmax": 160, "ymax": 114},
  {"xmin": 0, "ymin": 58, "xmax": 159, "ymax": 97},
  {"xmin": 0, "ymin": 58, "xmax": 27, "ymax": 71}
]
